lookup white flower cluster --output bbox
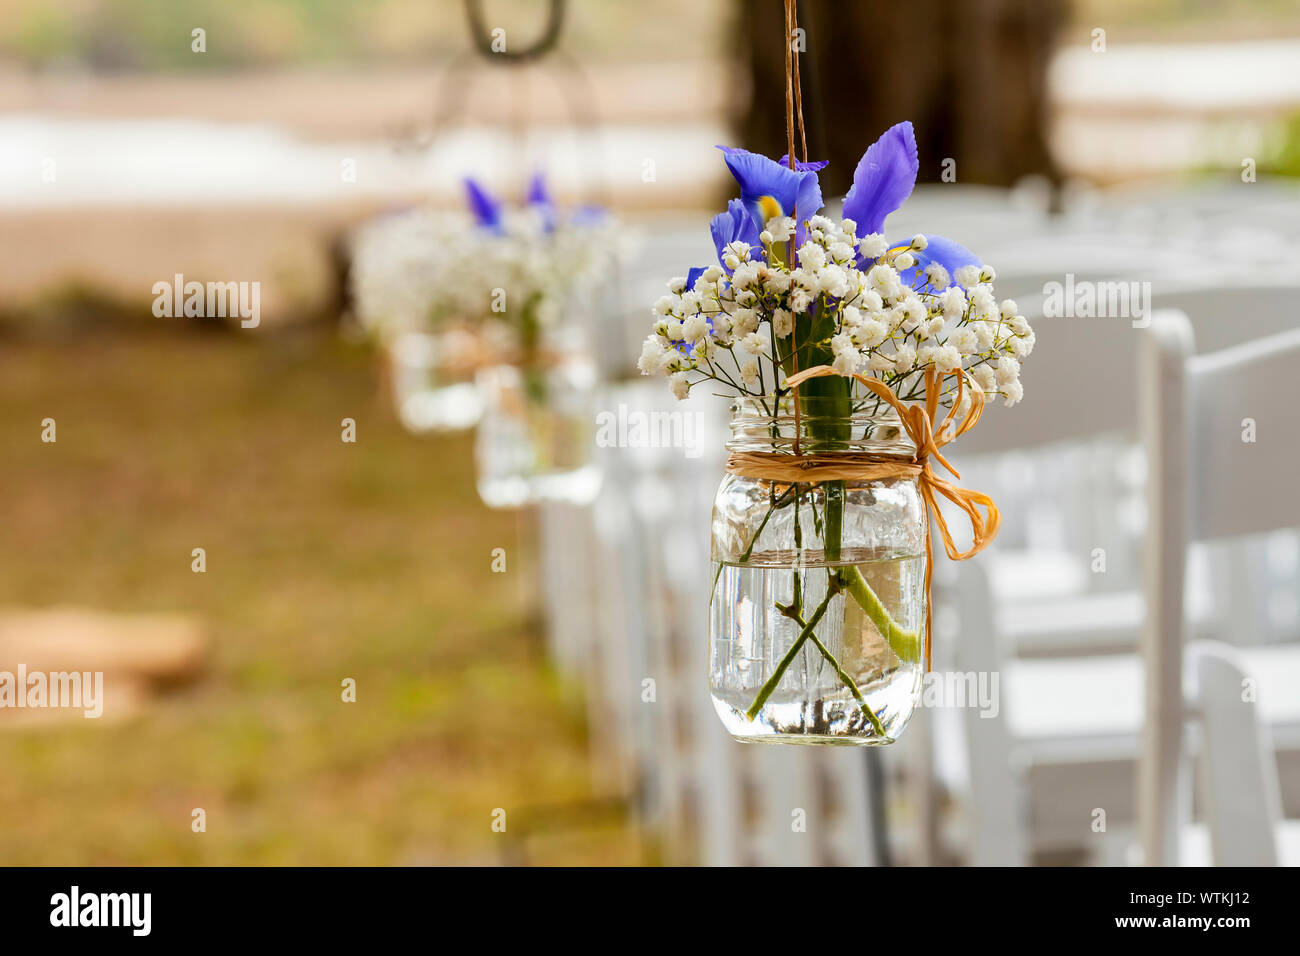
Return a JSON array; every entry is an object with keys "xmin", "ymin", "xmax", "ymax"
[
  {"xmin": 350, "ymin": 205, "xmax": 618, "ymax": 345},
  {"xmin": 637, "ymin": 215, "xmax": 1033, "ymax": 407}
]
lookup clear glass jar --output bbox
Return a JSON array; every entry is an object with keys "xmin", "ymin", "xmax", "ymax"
[
  {"xmin": 474, "ymin": 350, "xmax": 602, "ymax": 509},
  {"xmin": 387, "ymin": 329, "xmax": 484, "ymax": 433},
  {"xmin": 710, "ymin": 397, "xmax": 927, "ymax": 744}
]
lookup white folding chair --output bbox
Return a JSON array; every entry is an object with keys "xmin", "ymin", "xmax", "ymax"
[
  {"xmin": 950, "ymin": 308, "xmax": 1300, "ymax": 864},
  {"xmin": 1139, "ymin": 315, "xmax": 1300, "ymax": 864},
  {"xmin": 1183, "ymin": 641, "xmax": 1300, "ymax": 866}
]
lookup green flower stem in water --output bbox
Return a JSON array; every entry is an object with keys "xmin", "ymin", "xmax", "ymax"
[
  {"xmin": 745, "ymin": 568, "xmax": 899, "ymax": 734},
  {"xmin": 840, "ymin": 564, "xmax": 921, "ymax": 663},
  {"xmin": 519, "ymin": 293, "xmax": 548, "ymax": 405},
  {"xmin": 746, "ymin": 574, "xmax": 841, "ymax": 721}
]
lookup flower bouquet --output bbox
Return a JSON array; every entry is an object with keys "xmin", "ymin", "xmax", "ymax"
[
  {"xmin": 350, "ymin": 174, "xmax": 615, "ymax": 506},
  {"xmin": 457, "ymin": 175, "xmax": 614, "ymax": 508},
  {"xmin": 350, "ymin": 204, "xmax": 487, "ymax": 432},
  {"xmin": 638, "ymin": 122, "xmax": 1031, "ymax": 744}
]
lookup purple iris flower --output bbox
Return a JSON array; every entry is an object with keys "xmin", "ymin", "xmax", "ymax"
[
  {"xmin": 708, "ymin": 199, "xmax": 762, "ymax": 271},
  {"xmin": 526, "ymin": 171, "xmax": 556, "ymax": 233},
  {"xmin": 717, "ymin": 146, "xmax": 823, "ymax": 234},
  {"xmin": 777, "ymin": 155, "xmax": 829, "ymax": 172},
  {"xmin": 841, "ymin": 121, "xmax": 979, "ymax": 287},
  {"xmin": 464, "ymin": 177, "xmax": 503, "ymax": 234},
  {"xmin": 896, "ymin": 234, "xmax": 980, "ymax": 290}
]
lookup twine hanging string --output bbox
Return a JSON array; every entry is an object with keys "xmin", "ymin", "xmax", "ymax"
[
  {"xmin": 727, "ymin": 366, "xmax": 1002, "ymax": 671},
  {"xmin": 782, "ymin": 0, "xmax": 808, "ymax": 452}
]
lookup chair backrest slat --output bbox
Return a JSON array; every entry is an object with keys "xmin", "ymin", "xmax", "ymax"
[
  {"xmin": 1188, "ymin": 326, "xmax": 1300, "ymax": 541},
  {"xmin": 1188, "ymin": 641, "xmax": 1283, "ymax": 866}
]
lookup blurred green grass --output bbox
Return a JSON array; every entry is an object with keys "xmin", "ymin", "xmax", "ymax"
[{"xmin": 0, "ymin": 323, "xmax": 637, "ymax": 865}]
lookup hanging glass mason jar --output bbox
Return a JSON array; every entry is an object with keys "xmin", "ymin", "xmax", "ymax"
[
  {"xmin": 710, "ymin": 397, "xmax": 928, "ymax": 744},
  {"xmin": 387, "ymin": 329, "xmax": 484, "ymax": 433},
  {"xmin": 474, "ymin": 336, "xmax": 602, "ymax": 509}
]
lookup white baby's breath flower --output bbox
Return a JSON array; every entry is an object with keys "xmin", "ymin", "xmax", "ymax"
[
  {"xmin": 857, "ymin": 318, "xmax": 888, "ymax": 348},
  {"xmin": 682, "ymin": 313, "xmax": 708, "ymax": 342},
  {"xmin": 954, "ymin": 265, "xmax": 981, "ymax": 289},
  {"xmin": 798, "ymin": 242, "xmax": 827, "ymax": 271},
  {"xmin": 932, "ymin": 344, "xmax": 962, "ymax": 372},
  {"xmin": 859, "ymin": 289, "xmax": 884, "ymax": 313},
  {"xmin": 972, "ymin": 364, "xmax": 997, "ymax": 394},
  {"xmin": 939, "ymin": 286, "xmax": 966, "ymax": 320},
  {"xmin": 637, "ymin": 335, "xmax": 666, "ymax": 375},
  {"xmin": 765, "ymin": 271, "xmax": 791, "ymax": 294},
  {"xmin": 668, "ymin": 372, "xmax": 691, "ymax": 400},
  {"xmin": 730, "ymin": 308, "xmax": 759, "ymax": 336},
  {"xmin": 1000, "ymin": 299, "xmax": 1018, "ymax": 320},
  {"xmin": 664, "ymin": 318, "xmax": 685, "ymax": 341},
  {"xmin": 859, "ymin": 233, "xmax": 888, "ymax": 260},
  {"xmin": 740, "ymin": 361, "xmax": 760, "ymax": 386},
  {"xmin": 653, "ymin": 294, "xmax": 676, "ymax": 316},
  {"xmin": 867, "ymin": 352, "xmax": 894, "ymax": 372},
  {"xmin": 903, "ymin": 295, "xmax": 928, "ymax": 324},
  {"xmin": 724, "ymin": 241, "xmax": 751, "ymax": 264},
  {"xmin": 740, "ymin": 331, "xmax": 765, "ymax": 356},
  {"xmin": 892, "ymin": 251, "xmax": 915, "ymax": 271},
  {"xmin": 772, "ymin": 308, "xmax": 793, "ymax": 337},
  {"xmin": 668, "ymin": 277, "xmax": 686, "ymax": 295},
  {"xmin": 893, "ymin": 343, "xmax": 917, "ymax": 373},
  {"xmin": 996, "ymin": 355, "xmax": 1021, "ymax": 385},
  {"xmin": 950, "ymin": 327, "xmax": 979, "ymax": 354},
  {"xmin": 767, "ymin": 217, "xmax": 795, "ymax": 242},
  {"xmin": 924, "ymin": 263, "xmax": 950, "ymax": 290},
  {"xmin": 979, "ymin": 264, "xmax": 997, "ymax": 283},
  {"xmin": 833, "ymin": 349, "xmax": 862, "ymax": 376},
  {"xmin": 868, "ymin": 263, "xmax": 902, "ymax": 301},
  {"xmin": 910, "ymin": 234, "xmax": 928, "ymax": 251},
  {"xmin": 731, "ymin": 261, "xmax": 760, "ymax": 289},
  {"xmin": 1001, "ymin": 379, "xmax": 1024, "ymax": 407},
  {"xmin": 818, "ymin": 265, "xmax": 850, "ymax": 299},
  {"xmin": 828, "ymin": 241, "xmax": 855, "ymax": 263}
]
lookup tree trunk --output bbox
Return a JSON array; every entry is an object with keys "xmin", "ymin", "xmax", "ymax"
[{"xmin": 736, "ymin": 0, "xmax": 1069, "ymax": 196}]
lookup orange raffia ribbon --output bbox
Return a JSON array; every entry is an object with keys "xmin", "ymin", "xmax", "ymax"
[{"xmin": 781, "ymin": 364, "xmax": 1002, "ymax": 671}]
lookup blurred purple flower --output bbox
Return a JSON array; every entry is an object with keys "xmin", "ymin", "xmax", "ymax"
[{"xmin": 464, "ymin": 177, "xmax": 503, "ymax": 233}]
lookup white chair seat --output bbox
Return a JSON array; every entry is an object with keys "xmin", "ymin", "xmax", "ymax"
[
  {"xmin": 986, "ymin": 549, "xmax": 1090, "ymax": 602},
  {"xmin": 1000, "ymin": 591, "xmax": 1143, "ymax": 659},
  {"xmin": 1004, "ymin": 644, "xmax": 1300, "ymax": 764}
]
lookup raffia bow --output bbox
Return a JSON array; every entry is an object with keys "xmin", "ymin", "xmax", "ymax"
[{"xmin": 726, "ymin": 365, "xmax": 1001, "ymax": 671}]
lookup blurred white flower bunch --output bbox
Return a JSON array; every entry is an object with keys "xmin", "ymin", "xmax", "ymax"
[
  {"xmin": 350, "ymin": 174, "xmax": 617, "ymax": 349},
  {"xmin": 637, "ymin": 123, "xmax": 1034, "ymax": 409}
]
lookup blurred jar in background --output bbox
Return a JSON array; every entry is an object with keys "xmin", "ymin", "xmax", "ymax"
[
  {"xmin": 474, "ymin": 327, "xmax": 601, "ymax": 509},
  {"xmin": 387, "ymin": 327, "xmax": 484, "ymax": 433}
]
